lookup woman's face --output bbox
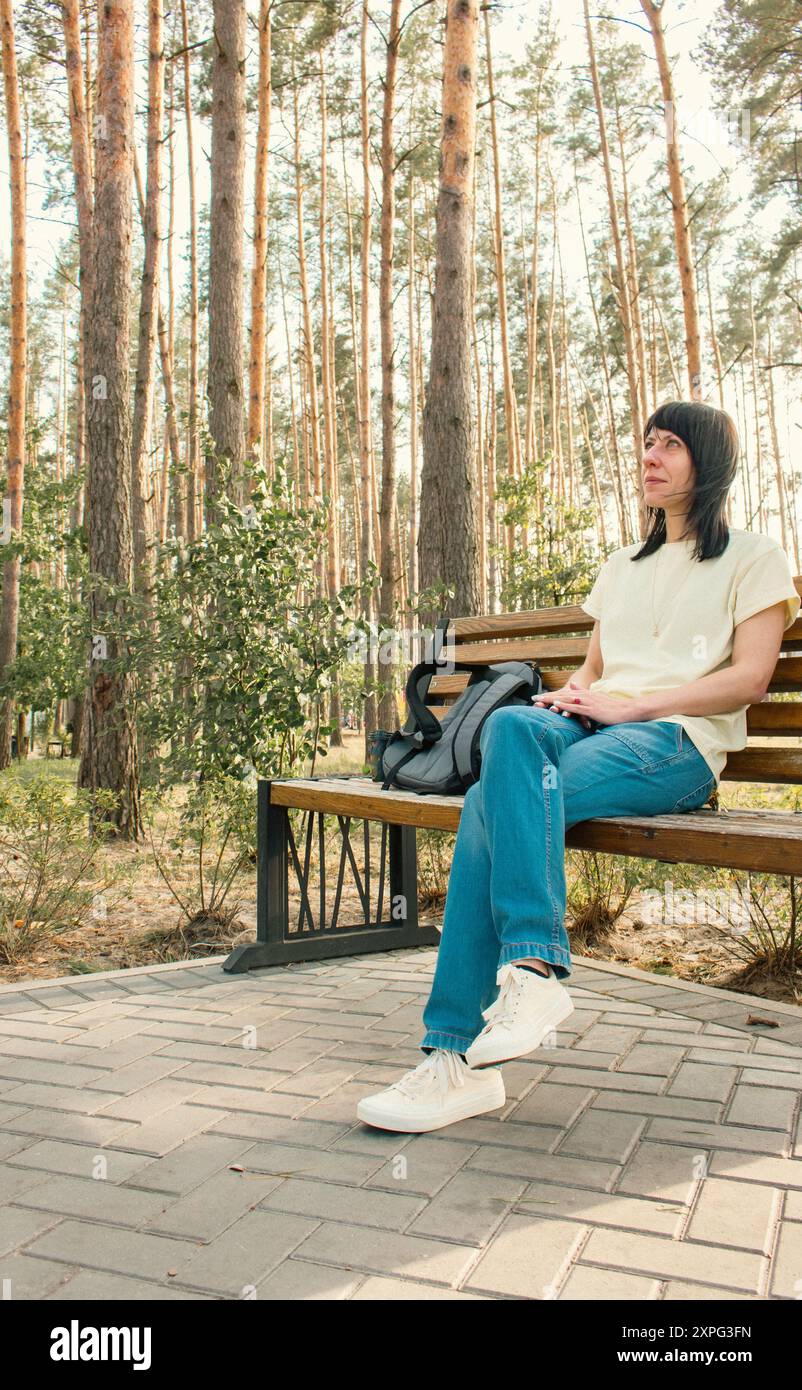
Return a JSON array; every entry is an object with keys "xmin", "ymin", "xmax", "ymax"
[{"xmin": 642, "ymin": 426, "xmax": 695, "ymax": 509}]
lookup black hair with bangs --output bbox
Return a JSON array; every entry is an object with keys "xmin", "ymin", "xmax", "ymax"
[{"xmin": 631, "ymin": 400, "xmax": 740, "ymax": 563}]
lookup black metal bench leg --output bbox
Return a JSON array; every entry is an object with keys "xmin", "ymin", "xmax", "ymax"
[
  {"xmin": 223, "ymin": 780, "xmax": 440, "ymax": 971},
  {"xmin": 224, "ymin": 779, "xmax": 289, "ymax": 973}
]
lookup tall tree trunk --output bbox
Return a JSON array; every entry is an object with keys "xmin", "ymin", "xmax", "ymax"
[
  {"xmin": 583, "ymin": 0, "xmax": 647, "ymax": 537},
  {"xmin": 359, "ymin": 2, "xmax": 377, "ymax": 749},
  {"xmin": 419, "ymin": 0, "xmax": 481, "ymax": 627},
  {"xmin": 377, "ymin": 0, "xmax": 402, "ymax": 731},
  {"xmin": 0, "ymin": 0, "xmax": 27, "ymax": 770},
  {"xmin": 484, "ymin": 5, "xmax": 520, "ymax": 487},
  {"xmin": 639, "ymin": 0, "xmax": 703, "ymax": 400},
  {"xmin": 207, "ymin": 0, "xmax": 246, "ymax": 521},
  {"xmin": 130, "ymin": 0, "xmax": 163, "ymax": 602},
  {"xmin": 180, "ymin": 0, "xmax": 200, "ymax": 539},
  {"xmin": 318, "ymin": 50, "xmax": 343, "ymax": 747},
  {"xmin": 407, "ymin": 172, "xmax": 420, "ymax": 604},
  {"xmin": 247, "ymin": 0, "xmax": 271, "ymax": 465},
  {"xmin": 78, "ymin": 0, "xmax": 141, "ymax": 839}
]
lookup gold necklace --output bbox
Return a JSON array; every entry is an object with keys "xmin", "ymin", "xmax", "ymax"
[{"xmin": 649, "ymin": 544, "xmax": 697, "ymax": 637}]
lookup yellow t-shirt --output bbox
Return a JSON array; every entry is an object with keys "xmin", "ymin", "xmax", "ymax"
[{"xmin": 579, "ymin": 529, "xmax": 801, "ymax": 786}]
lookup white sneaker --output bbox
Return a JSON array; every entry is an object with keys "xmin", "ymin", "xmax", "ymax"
[
  {"xmin": 356, "ymin": 1048, "xmax": 505, "ymax": 1133},
  {"xmin": 465, "ymin": 963, "xmax": 574, "ymax": 1068}
]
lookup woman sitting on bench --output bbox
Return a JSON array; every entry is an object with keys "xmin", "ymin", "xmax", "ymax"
[{"xmin": 358, "ymin": 398, "xmax": 801, "ymax": 1134}]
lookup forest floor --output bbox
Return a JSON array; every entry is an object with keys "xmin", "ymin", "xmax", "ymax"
[{"xmin": 0, "ymin": 735, "xmax": 800, "ymax": 1007}]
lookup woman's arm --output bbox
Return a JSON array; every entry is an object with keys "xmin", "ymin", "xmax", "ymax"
[
  {"xmin": 635, "ymin": 602, "xmax": 787, "ymax": 720},
  {"xmin": 569, "ymin": 618, "xmax": 604, "ymax": 687}
]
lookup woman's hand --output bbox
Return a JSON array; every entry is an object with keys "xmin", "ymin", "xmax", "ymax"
[{"xmin": 533, "ymin": 679, "xmax": 644, "ymax": 727}]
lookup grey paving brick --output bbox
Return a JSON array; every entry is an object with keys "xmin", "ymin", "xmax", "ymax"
[
  {"xmin": 769, "ymin": 1220, "xmax": 802, "ymax": 1297},
  {"xmin": 351, "ymin": 1274, "xmax": 490, "ymax": 1300},
  {"xmin": 146, "ymin": 1168, "xmax": 282, "ymax": 1240},
  {"xmin": 0, "ymin": 1204, "xmax": 64, "ymax": 1257},
  {"xmin": 406, "ymin": 1168, "xmax": 526, "ymax": 1245},
  {"xmin": 556, "ymin": 1108, "xmax": 646, "ymax": 1164},
  {"xmin": 725, "ymin": 1082, "xmax": 798, "ymax": 1131},
  {"xmin": 173, "ymin": 1209, "xmax": 318, "ymax": 1296},
  {"xmin": 85, "ymin": 1055, "xmax": 190, "ymax": 1095},
  {"xmin": 291, "ymin": 1219, "xmax": 477, "ymax": 1285},
  {"xmin": 173, "ymin": 1083, "xmax": 311, "ymax": 1118},
  {"xmin": 708, "ymin": 1152, "xmax": 802, "ymax": 1188},
  {"xmin": 139, "ymin": 1021, "xmax": 248, "ymax": 1045},
  {"xmin": 572, "ymin": 1024, "xmax": 643, "ymax": 1053},
  {"xmin": 668, "ymin": 1062, "xmax": 738, "ymax": 1102},
  {"xmin": 7, "ymin": 1138, "xmax": 153, "ymax": 1184},
  {"xmin": 14, "ymin": 1174, "xmax": 173, "ymax": 1227},
  {"xmin": 64, "ymin": 1020, "xmax": 156, "ymax": 1049},
  {"xmin": 269, "ymin": 1059, "xmax": 364, "ymax": 1098},
  {"xmin": 259, "ymin": 1175, "xmax": 426, "ymax": 1230},
  {"xmin": 4, "ymin": 1107, "xmax": 138, "ymax": 1146},
  {"xmin": 156, "ymin": 1060, "xmax": 289, "ymax": 1091},
  {"xmin": 103, "ymin": 1103, "xmax": 230, "ymax": 1156},
  {"xmin": 94, "ymin": 1079, "xmax": 206, "ymax": 1123},
  {"xmin": 507, "ymin": 1082, "xmax": 593, "ymax": 1129},
  {"xmin": 362, "ymin": 1134, "xmax": 475, "ymax": 1197},
  {"xmin": 592, "ymin": 1091, "xmax": 722, "ymax": 1122},
  {"xmin": 259, "ymin": 1037, "xmax": 345, "ymax": 1071},
  {"xmin": 464, "ymin": 1213, "xmax": 587, "ymax": 1298},
  {"xmin": 154, "ymin": 1031, "xmax": 307, "ymax": 1065},
  {"xmin": 515, "ymin": 1182, "xmax": 685, "ymax": 1236},
  {"xmin": 466, "ymin": 1143, "xmax": 619, "ymax": 1189},
  {"xmin": 0, "ymin": 1131, "xmax": 37, "ymax": 1160},
  {"xmin": 0, "ymin": 1056, "xmax": 107, "ymax": 1089},
  {"xmin": 616, "ymin": 1142, "xmax": 703, "ymax": 1202},
  {"xmin": 616, "ymin": 1043, "xmax": 686, "ymax": 1077},
  {"xmin": 0, "ymin": 1018, "xmax": 80, "ymax": 1043},
  {"xmin": 0, "ymin": 1163, "xmax": 52, "ymax": 1202},
  {"xmin": 1, "ymin": 1083, "xmax": 121, "ymax": 1115},
  {"xmin": 256, "ymin": 1258, "xmax": 362, "ymax": 1299},
  {"xmin": 686, "ymin": 1176, "xmax": 778, "ymax": 1252},
  {"xmin": 0, "ymin": 1252, "xmax": 77, "ymax": 1299},
  {"xmin": 535, "ymin": 1066, "xmax": 665, "ymax": 1094},
  {"xmin": 688, "ymin": 1047, "xmax": 801, "ymax": 1074},
  {"xmin": 23, "ymin": 1219, "xmax": 196, "ymax": 1281},
  {"xmin": 646, "ymin": 1116, "xmax": 787, "ymax": 1156},
  {"xmin": 580, "ymin": 1226, "xmax": 764, "ymax": 1292},
  {"xmin": 240, "ymin": 1141, "xmax": 384, "ymax": 1187},
  {"xmin": 207, "ymin": 1111, "xmax": 350, "ymax": 1146},
  {"xmin": 46, "ymin": 1270, "xmax": 212, "ymax": 1299},
  {"xmin": 560, "ymin": 1265, "xmax": 660, "ymax": 1299},
  {"xmin": 124, "ymin": 1134, "xmax": 253, "ymax": 1194},
  {"xmin": 661, "ymin": 1281, "xmax": 754, "ymax": 1300}
]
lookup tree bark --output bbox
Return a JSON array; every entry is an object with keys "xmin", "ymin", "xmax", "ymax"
[
  {"xmin": 639, "ymin": 0, "xmax": 703, "ymax": 400},
  {"xmin": 247, "ymin": 0, "xmax": 271, "ymax": 464},
  {"xmin": 180, "ymin": 0, "xmax": 200, "ymax": 538},
  {"xmin": 419, "ymin": 0, "xmax": 481, "ymax": 628},
  {"xmin": 130, "ymin": 0, "xmax": 163, "ymax": 601},
  {"xmin": 0, "ymin": 0, "xmax": 27, "ymax": 770},
  {"xmin": 377, "ymin": 0, "xmax": 402, "ymax": 731},
  {"xmin": 207, "ymin": 0, "xmax": 247, "ymax": 521},
  {"xmin": 77, "ymin": 0, "xmax": 141, "ymax": 839}
]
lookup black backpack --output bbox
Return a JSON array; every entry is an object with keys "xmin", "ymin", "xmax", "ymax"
[{"xmin": 369, "ymin": 616, "xmax": 544, "ymax": 795}]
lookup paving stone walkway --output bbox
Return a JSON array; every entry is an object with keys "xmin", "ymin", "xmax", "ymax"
[{"xmin": 1, "ymin": 948, "xmax": 801, "ymax": 1300}]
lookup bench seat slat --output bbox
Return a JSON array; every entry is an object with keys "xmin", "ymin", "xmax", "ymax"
[{"xmin": 268, "ymin": 777, "xmax": 802, "ymax": 875}]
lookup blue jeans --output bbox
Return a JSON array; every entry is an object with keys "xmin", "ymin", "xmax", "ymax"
[{"xmin": 420, "ymin": 706, "xmax": 717, "ymax": 1055}]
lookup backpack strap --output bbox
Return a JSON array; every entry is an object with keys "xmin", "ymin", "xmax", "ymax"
[
  {"xmin": 401, "ymin": 614, "xmax": 453, "ymax": 743},
  {"xmin": 452, "ymin": 669, "xmax": 539, "ymax": 790}
]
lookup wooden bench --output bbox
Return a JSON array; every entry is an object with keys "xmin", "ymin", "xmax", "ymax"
[{"xmin": 224, "ymin": 578, "xmax": 802, "ymax": 973}]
